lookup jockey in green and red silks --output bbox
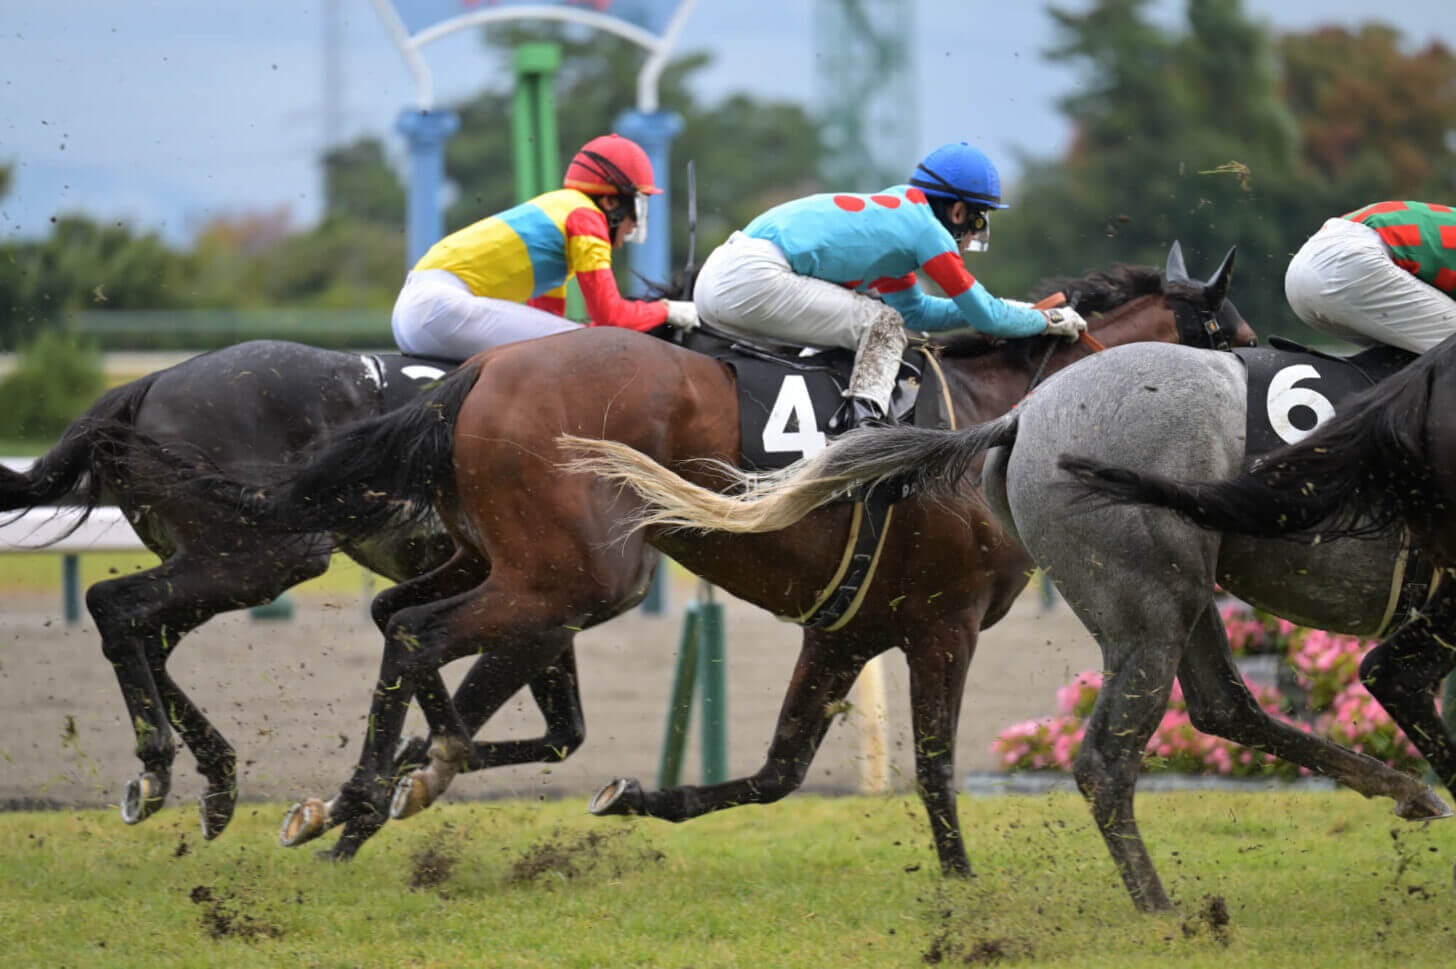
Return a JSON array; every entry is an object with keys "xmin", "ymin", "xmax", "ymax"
[
  {"xmin": 391, "ymin": 133, "xmax": 699, "ymax": 361},
  {"xmin": 1286, "ymin": 200, "xmax": 1456, "ymax": 354},
  {"xmin": 693, "ymin": 141, "xmax": 1087, "ymax": 424}
]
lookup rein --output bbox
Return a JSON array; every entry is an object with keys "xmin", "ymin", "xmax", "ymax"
[{"xmin": 1020, "ymin": 292, "xmax": 1106, "ymax": 400}]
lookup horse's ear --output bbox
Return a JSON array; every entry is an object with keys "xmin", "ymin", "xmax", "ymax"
[
  {"xmin": 1165, "ymin": 241, "xmax": 1189, "ymax": 282},
  {"xmin": 1204, "ymin": 246, "xmax": 1237, "ymax": 309}
]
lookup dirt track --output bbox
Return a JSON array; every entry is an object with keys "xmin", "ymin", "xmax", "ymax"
[{"xmin": 0, "ymin": 574, "xmax": 1099, "ymax": 815}]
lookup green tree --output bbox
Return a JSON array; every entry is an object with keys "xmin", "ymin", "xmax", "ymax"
[
  {"xmin": 1279, "ymin": 25, "xmax": 1456, "ymax": 197},
  {"xmin": 986, "ymin": 0, "xmax": 1397, "ymax": 341}
]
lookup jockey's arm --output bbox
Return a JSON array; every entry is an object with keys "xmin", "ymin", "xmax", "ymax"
[
  {"xmin": 893, "ymin": 251, "xmax": 1047, "ymax": 338},
  {"xmin": 565, "ymin": 208, "xmax": 669, "ymax": 332}
]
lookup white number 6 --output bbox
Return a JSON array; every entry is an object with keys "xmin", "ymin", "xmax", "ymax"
[{"xmin": 1267, "ymin": 364, "xmax": 1335, "ymax": 445}]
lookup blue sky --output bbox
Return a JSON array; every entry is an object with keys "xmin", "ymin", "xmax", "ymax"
[{"xmin": 2, "ymin": 0, "xmax": 1453, "ymax": 245}]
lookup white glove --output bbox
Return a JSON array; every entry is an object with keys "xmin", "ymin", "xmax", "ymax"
[
  {"xmin": 1041, "ymin": 306, "xmax": 1087, "ymax": 340},
  {"xmin": 663, "ymin": 300, "xmax": 699, "ymax": 331}
]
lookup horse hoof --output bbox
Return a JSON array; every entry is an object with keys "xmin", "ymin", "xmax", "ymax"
[
  {"xmin": 279, "ymin": 798, "xmax": 331, "ymax": 848},
  {"xmin": 199, "ymin": 786, "xmax": 238, "ymax": 841},
  {"xmin": 1397, "ymin": 789, "xmax": 1453, "ymax": 821},
  {"xmin": 389, "ymin": 773, "xmax": 431, "ymax": 821},
  {"xmin": 393, "ymin": 736, "xmax": 430, "ymax": 771},
  {"xmin": 120, "ymin": 773, "xmax": 165, "ymax": 825},
  {"xmin": 588, "ymin": 777, "xmax": 642, "ymax": 817}
]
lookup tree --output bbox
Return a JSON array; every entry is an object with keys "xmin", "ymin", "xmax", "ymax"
[
  {"xmin": 986, "ymin": 0, "xmax": 1412, "ymax": 341},
  {"xmin": 1280, "ymin": 25, "xmax": 1456, "ymax": 197}
]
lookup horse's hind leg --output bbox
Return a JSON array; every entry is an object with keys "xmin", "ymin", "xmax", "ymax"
[
  {"xmin": 1359, "ymin": 576, "xmax": 1456, "ymax": 800},
  {"xmin": 1178, "ymin": 602, "xmax": 1448, "ymax": 818},
  {"xmin": 370, "ymin": 555, "xmax": 586, "ymax": 775},
  {"xmin": 88, "ymin": 544, "xmax": 330, "ymax": 836},
  {"xmin": 589, "ymin": 628, "xmax": 870, "ymax": 825}
]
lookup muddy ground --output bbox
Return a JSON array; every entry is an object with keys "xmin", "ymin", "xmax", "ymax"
[{"xmin": 0, "ymin": 575, "xmax": 1099, "ymax": 813}]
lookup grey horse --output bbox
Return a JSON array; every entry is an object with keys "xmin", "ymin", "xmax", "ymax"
[{"xmin": 566, "ymin": 338, "xmax": 1451, "ymax": 913}]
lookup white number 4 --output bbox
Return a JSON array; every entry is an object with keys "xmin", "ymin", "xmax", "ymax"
[{"xmin": 762, "ymin": 375, "xmax": 828, "ymax": 458}]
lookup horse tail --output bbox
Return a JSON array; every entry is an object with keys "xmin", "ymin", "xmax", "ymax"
[
  {"xmin": 143, "ymin": 360, "xmax": 485, "ymax": 536},
  {"xmin": 1057, "ymin": 352, "xmax": 1441, "ymax": 541},
  {"xmin": 562, "ymin": 411, "xmax": 1020, "ymax": 534},
  {"xmin": 0, "ymin": 374, "xmax": 158, "ymax": 528}
]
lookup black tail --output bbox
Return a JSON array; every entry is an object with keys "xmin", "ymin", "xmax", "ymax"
[
  {"xmin": 0, "ymin": 375, "xmax": 159, "ymax": 537},
  {"xmin": 1058, "ymin": 350, "xmax": 1442, "ymax": 542},
  {"xmin": 143, "ymin": 360, "xmax": 485, "ymax": 537}
]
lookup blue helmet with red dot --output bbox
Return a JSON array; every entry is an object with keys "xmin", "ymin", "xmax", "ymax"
[{"xmin": 909, "ymin": 142, "xmax": 1008, "ymax": 210}]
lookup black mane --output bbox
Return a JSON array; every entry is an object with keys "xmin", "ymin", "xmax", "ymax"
[{"xmin": 932, "ymin": 263, "xmax": 1177, "ymax": 359}]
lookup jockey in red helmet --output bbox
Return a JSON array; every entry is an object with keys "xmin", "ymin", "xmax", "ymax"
[{"xmin": 391, "ymin": 133, "xmax": 697, "ymax": 361}]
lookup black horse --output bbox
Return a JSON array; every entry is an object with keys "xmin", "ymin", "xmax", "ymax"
[
  {"xmin": 1059, "ymin": 331, "xmax": 1456, "ymax": 796},
  {"xmin": 7, "ymin": 340, "xmax": 592, "ymax": 838}
]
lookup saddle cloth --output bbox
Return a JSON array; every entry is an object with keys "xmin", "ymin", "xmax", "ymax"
[
  {"xmin": 1234, "ymin": 337, "xmax": 1431, "ymax": 634},
  {"xmin": 677, "ymin": 324, "xmax": 953, "ymax": 471}
]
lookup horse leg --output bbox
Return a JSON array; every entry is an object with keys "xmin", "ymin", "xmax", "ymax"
[
  {"xmin": 589, "ymin": 628, "xmax": 869, "ymax": 823},
  {"xmin": 1074, "ymin": 639, "xmax": 1183, "ymax": 913},
  {"xmin": 87, "ymin": 545, "xmax": 329, "ymax": 834},
  {"xmin": 1359, "ymin": 576, "xmax": 1456, "ymax": 796},
  {"xmin": 319, "ymin": 574, "xmax": 587, "ymax": 860},
  {"xmin": 905, "ymin": 623, "xmax": 977, "ymax": 876},
  {"xmin": 375, "ymin": 558, "xmax": 587, "ymax": 776},
  {"xmin": 1178, "ymin": 602, "xmax": 1449, "ymax": 818}
]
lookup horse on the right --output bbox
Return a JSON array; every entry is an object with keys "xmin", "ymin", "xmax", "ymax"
[{"xmin": 1060, "ymin": 330, "xmax": 1456, "ymax": 797}]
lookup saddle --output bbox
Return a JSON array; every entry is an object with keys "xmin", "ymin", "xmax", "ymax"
[
  {"xmin": 670, "ymin": 323, "xmax": 954, "ymax": 471},
  {"xmin": 361, "ymin": 352, "xmax": 459, "ymax": 411}
]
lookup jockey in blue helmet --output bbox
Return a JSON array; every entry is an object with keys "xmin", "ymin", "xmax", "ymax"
[{"xmin": 693, "ymin": 141, "xmax": 1087, "ymax": 425}]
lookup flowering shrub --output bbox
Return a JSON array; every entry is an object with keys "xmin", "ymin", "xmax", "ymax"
[{"xmin": 992, "ymin": 601, "xmax": 1427, "ymax": 778}]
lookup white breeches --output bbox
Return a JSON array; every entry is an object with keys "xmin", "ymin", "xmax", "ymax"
[
  {"xmin": 693, "ymin": 232, "xmax": 887, "ymax": 350},
  {"xmin": 391, "ymin": 269, "xmax": 580, "ymax": 360},
  {"xmin": 1284, "ymin": 217, "xmax": 1456, "ymax": 353}
]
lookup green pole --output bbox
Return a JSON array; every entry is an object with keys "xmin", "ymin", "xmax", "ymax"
[
  {"xmin": 511, "ymin": 43, "xmax": 561, "ymax": 203},
  {"xmin": 657, "ymin": 607, "xmax": 701, "ymax": 788},
  {"xmin": 698, "ymin": 587, "xmax": 727, "ymax": 785},
  {"xmin": 62, "ymin": 554, "xmax": 81, "ymax": 625}
]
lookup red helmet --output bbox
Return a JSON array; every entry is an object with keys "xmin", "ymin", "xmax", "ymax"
[{"xmin": 563, "ymin": 134, "xmax": 662, "ymax": 196}]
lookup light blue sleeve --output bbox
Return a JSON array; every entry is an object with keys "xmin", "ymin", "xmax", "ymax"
[{"xmin": 884, "ymin": 281, "xmax": 1048, "ymax": 337}]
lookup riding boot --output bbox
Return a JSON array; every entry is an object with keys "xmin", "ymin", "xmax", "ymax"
[{"xmin": 845, "ymin": 305, "xmax": 908, "ymax": 428}]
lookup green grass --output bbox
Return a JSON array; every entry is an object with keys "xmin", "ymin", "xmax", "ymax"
[{"xmin": 2, "ymin": 792, "xmax": 1453, "ymax": 967}]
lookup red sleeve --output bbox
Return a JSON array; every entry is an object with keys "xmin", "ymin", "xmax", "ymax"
[
  {"xmin": 577, "ymin": 268, "xmax": 670, "ymax": 331},
  {"xmin": 527, "ymin": 294, "xmax": 566, "ymax": 316},
  {"xmin": 920, "ymin": 251, "xmax": 975, "ymax": 297}
]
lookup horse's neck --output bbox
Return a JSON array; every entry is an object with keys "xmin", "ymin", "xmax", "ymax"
[{"xmin": 940, "ymin": 294, "xmax": 1177, "ymax": 423}]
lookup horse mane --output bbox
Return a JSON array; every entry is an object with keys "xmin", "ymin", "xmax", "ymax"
[{"xmin": 931, "ymin": 263, "xmax": 1173, "ymax": 360}]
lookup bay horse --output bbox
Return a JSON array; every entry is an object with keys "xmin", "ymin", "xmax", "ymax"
[
  {"xmin": 565, "ymin": 319, "xmax": 1456, "ymax": 913},
  {"xmin": 5, "ymin": 340, "xmax": 591, "ymax": 838},
  {"xmin": 152, "ymin": 245, "xmax": 1256, "ymax": 872}
]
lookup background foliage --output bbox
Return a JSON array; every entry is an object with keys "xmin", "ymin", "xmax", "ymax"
[{"xmin": 1, "ymin": 0, "xmax": 1454, "ymax": 351}]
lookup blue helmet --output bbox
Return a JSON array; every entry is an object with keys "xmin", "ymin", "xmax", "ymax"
[{"xmin": 909, "ymin": 142, "xmax": 1009, "ymax": 210}]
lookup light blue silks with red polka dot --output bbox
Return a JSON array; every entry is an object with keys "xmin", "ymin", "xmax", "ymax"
[{"xmin": 741, "ymin": 185, "xmax": 1046, "ymax": 338}]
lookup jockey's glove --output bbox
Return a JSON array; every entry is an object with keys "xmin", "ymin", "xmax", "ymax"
[
  {"xmin": 1041, "ymin": 306, "xmax": 1088, "ymax": 340},
  {"xmin": 663, "ymin": 300, "xmax": 700, "ymax": 331}
]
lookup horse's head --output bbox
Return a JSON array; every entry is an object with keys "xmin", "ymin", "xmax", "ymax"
[{"xmin": 1161, "ymin": 241, "xmax": 1258, "ymax": 350}]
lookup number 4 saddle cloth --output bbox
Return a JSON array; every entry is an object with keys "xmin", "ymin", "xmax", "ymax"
[
  {"xmin": 667, "ymin": 322, "xmax": 957, "ymax": 629},
  {"xmin": 673, "ymin": 323, "xmax": 955, "ymax": 472}
]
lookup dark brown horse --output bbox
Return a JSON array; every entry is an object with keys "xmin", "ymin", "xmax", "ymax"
[{"xmin": 159, "ymin": 247, "xmax": 1254, "ymax": 866}]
